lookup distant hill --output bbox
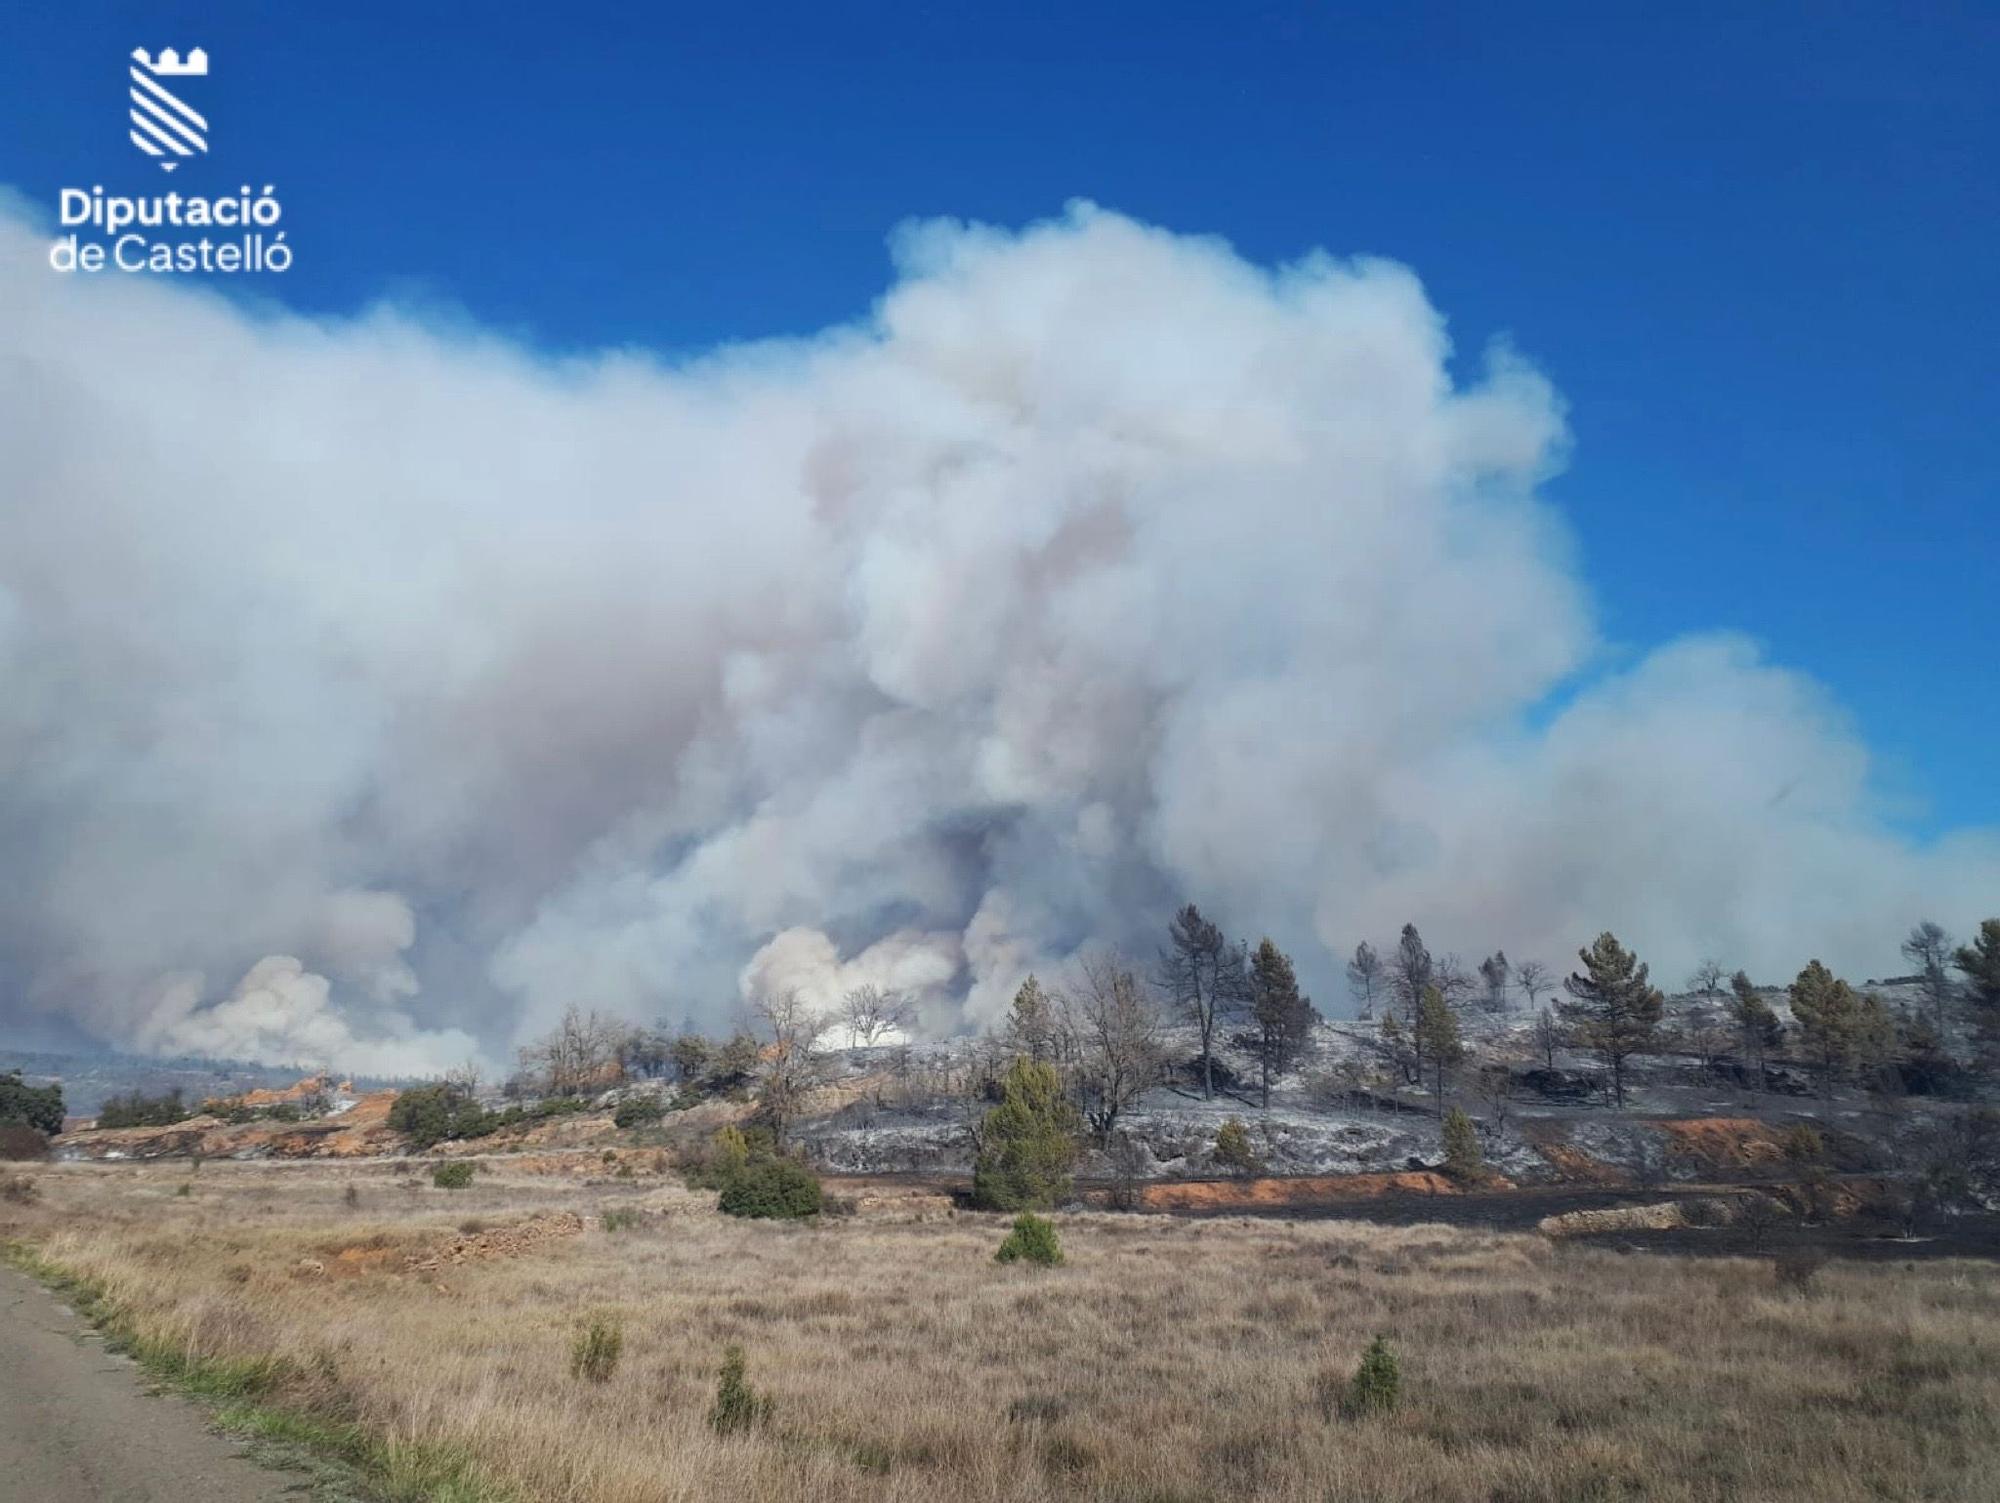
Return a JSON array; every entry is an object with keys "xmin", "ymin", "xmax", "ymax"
[{"xmin": 0, "ymin": 1047, "xmax": 417, "ymax": 1117}]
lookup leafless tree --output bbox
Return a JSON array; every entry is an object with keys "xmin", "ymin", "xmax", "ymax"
[
  {"xmin": 1474, "ymin": 1063, "xmax": 1514, "ymax": 1143},
  {"xmin": 1532, "ymin": 1007, "xmax": 1564, "ymax": 1070},
  {"xmin": 518, "ymin": 1004, "xmax": 628, "ymax": 1096},
  {"xmin": 1060, "ymin": 952, "xmax": 1166, "ymax": 1145},
  {"xmin": 1434, "ymin": 954, "xmax": 1477, "ymax": 1008},
  {"xmin": 752, "ymin": 990, "xmax": 832, "ymax": 1147},
  {"xmin": 1367, "ymin": 1008, "xmax": 1422, "ymax": 1087},
  {"xmin": 1478, "ymin": 952, "xmax": 1511, "ymax": 1014},
  {"xmin": 1515, "ymin": 959, "xmax": 1552, "ymax": 1013},
  {"xmin": 1679, "ymin": 999, "xmax": 1734, "ymax": 1077},
  {"xmin": 840, "ymin": 984, "xmax": 909, "ymax": 1049},
  {"xmin": 1686, "ymin": 958, "xmax": 1727, "ymax": 1004}
]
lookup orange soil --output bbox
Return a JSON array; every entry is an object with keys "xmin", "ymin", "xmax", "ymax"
[
  {"xmin": 1136, "ymin": 1170, "xmax": 1507, "ymax": 1211},
  {"xmin": 56, "ymin": 1087, "xmax": 404, "ymax": 1161},
  {"xmin": 1659, "ymin": 1117, "xmax": 1787, "ymax": 1170}
]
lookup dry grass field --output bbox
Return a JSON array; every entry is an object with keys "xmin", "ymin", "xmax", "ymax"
[{"xmin": 4, "ymin": 1157, "xmax": 1997, "ymax": 1503}]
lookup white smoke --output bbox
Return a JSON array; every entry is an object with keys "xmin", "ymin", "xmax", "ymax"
[
  {"xmin": 1, "ymin": 198, "xmax": 1992, "ymax": 1070},
  {"xmin": 130, "ymin": 956, "xmax": 478, "ymax": 1078}
]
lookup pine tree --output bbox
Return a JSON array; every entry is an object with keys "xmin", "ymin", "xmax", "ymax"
[
  {"xmin": 1441, "ymin": 1106, "xmax": 1483, "ymax": 1181},
  {"xmin": 1391, "ymin": 925, "xmax": 1434, "ymax": 1021},
  {"xmin": 1346, "ymin": 941, "xmax": 1383, "ymax": 1017},
  {"xmin": 1248, "ymin": 938, "xmax": 1316, "ymax": 1108},
  {"xmin": 972, "ymin": 1057, "xmax": 1081, "ymax": 1211},
  {"xmin": 1955, "ymin": 919, "xmax": 2000, "ymax": 1051},
  {"xmin": 1160, "ymin": 904, "xmax": 1248, "ymax": 1100},
  {"xmin": 1413, "ymin": 984, "xmax": 1463, "ymax": 1115},
  {"xmin": 1852, "ymin": 990, "xmax": 1899, "ymax": 1094},
  {"xmin": 1728, "ymin": 970, "xmax": 1783, "ymax": 1088},
  {"xmin": 1789, "ymin": 959, "xmax": 1861, "ymax": 1097},
  {"xmin": 1213, "ymin": 1117, "xmax": 1262, "ymax": 1176},
  {"xmin": 1387, "ymin": 924, "xmax": 1437, "ymax": 1082},
  {"xmin": 1379, "ymin": 1009, "xmax": 1418, "ymax": 1085},
  {"xmin": 1005, "ymin": 975, "xmax": 1059, "ymax": 1062},
  {"xmin": 1347, "ymin": 1336, "xmax": 1401, "ymax": 1414},
  {"xmin": 1557, "ymin": 933, "xmax": 1664, "ymax": 1108},
  {"xmin": 1901, "ymin": 921, "xmax": 1957, "ymax": 1036}
]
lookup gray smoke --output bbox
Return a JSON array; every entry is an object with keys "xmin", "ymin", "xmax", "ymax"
[{"xmin": 2, "ymin": 199, "xmax": 1993, "ymax": 1073}]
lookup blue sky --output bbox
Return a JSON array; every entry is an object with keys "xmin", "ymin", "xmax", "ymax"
[{"xmin": 5, "ymin": 1, "xmax": 1995, "ymax": 831}]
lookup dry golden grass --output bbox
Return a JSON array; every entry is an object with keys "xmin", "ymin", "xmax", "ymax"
[{"xmin": 5, "ymin": 1157, "xmax": 1998, "ymax": 1502}]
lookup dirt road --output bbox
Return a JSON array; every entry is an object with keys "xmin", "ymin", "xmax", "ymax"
[{"xmin": 0, "ymin": 1263, "xmax": 297, "ymax": 1502}]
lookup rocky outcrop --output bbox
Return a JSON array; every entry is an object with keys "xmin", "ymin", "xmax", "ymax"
[
  {"xmin": 1537, "ymin": 1195, "xmax": 1746, "ymax": 1236},
  {"xmin": 54, "ymin": 1088, "xmax": 403, "ymax": 1160},
  {"xmin": 405, "ymin": 1211, "xmax": 586, "ymax": 1273}
]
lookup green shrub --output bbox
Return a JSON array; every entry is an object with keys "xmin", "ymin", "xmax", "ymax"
[
  {"xmin": 1441, "ymin": 1107, "xmax": 1483, "ymax": 1181},
  {"xmin": 1347, "ymin": 1335, "xmax": 1400, "ymax": 1415},
  {"xmin": 390, "ymin": 1086, "xmax": 474, "ymax": 1149},
  {"xmin": 1781, "ymin": 1123, "xmax": 1825, "ymax": 1165},
  {"xmin": 571, "ymin": 1316, "xmax": 622, "ymax": 1382},
  {"xmin": 1212, "ymin": 1118, "xmax": 1262, "ymax": 1177},
  {"xmin": 994, "ymin": 1211, "xmax": 1063, "ymax": 1266},
  {"xmin": 682, "ymin": 1124, "xmax": 755, "ymax": 1190},
  {"xmin": 431, "ymin": 1161, "xmax": 475, "ymax": 1190},
  {"xmin": 600, "ymin": 1207, "xmax": 641, "ymax": 1233},
  {"xmin": 391, "ymin": 1084, "xmax": 593, "ymax": 1150},
  {"xmin": 0, "ymin": 1071, "xmax": 65, "ymax": 1135},
  {"xmin": 972, "ymin": 1058, "xmax": 1080, "ymax": 1211},
  {"xmin": 613, "ymin": 1096, "xmax": 666, "ymax": 1130},
  {"xmin": 708, "ymin": 1345, "xmax": 771, "ymax": 1434},
  {"xmin": 717, "ymin": 1156, "xmax": 821, "ymax": 1220},
  {"xmin": 94, "ymin": 1087, "xmax": 188, "ymax": 1129}
]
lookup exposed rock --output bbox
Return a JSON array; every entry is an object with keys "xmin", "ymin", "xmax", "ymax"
[
  {"xmin": 1538, "ymin": 1195, "xmax": 1745, "ymax": 1236},
  {"xmin": 54, "ymin": 1088, "xmax": 403, "ymax": 1161},
  {"xmin": 405, "ymin": 1211, "xmax": 586, "ymax": 1272}
]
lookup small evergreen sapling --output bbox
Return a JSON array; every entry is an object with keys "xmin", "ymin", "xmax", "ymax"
[
  {"xmin": 1440, "ymin": 1107, "xmax": 1483, "ymax": 1181},
  {"xmin": 571, "ymin": 1315, "xmax": 622, "ymax": 1382},
  {"xmin": 972, "ymin": 1057, "xmax": 1080, "ymax": 1210},
  {"xmin": 994, "ymin": 1211, "xmax": 1064, "ymax": 1266},
  {"xmin": 709, "ymin": 1345, "xmax": 772, "ymax": 1434},
  {"xmin": 1347, "ymin": 1335, "xmax": 1400, "ymax": 1415},
  {"xmin": 1213, "ymin": 1117, "xmax": 1262, "ymax": 1177}
]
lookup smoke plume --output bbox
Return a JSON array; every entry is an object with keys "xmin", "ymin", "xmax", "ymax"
[{"xmin": 1, "ymin": 200, "xmax": 1992, "ymax": 1071}]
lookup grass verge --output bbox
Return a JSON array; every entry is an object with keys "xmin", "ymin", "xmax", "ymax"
[{"xmin": 0, "ymin": 1238, "xmax": 514, "ymax": 1503}]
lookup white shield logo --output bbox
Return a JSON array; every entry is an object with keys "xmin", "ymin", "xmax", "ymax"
[{"xmin": 130, "ymin": 48, "xmax": 209, "ymax": 172}]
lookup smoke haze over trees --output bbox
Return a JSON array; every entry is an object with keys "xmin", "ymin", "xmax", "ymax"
[{"xmin": 1, "ymin": 201, "xmax": 1996, "ymax": 1073}]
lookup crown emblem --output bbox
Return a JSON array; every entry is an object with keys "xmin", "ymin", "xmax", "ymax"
[{"xmin": 132, "ymin": 47, "xmax": 209, "ymax": 77}]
